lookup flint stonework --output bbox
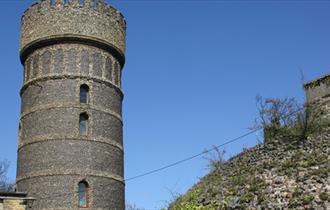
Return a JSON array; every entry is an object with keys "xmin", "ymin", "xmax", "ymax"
[
  {"xmin": 105, "ymin": 56, "xmax": 113, "ymax": 81},
  {"xmin": 16, "ymin": 0, "xmax": 126, "ymax": 209},
  {"xmin": 53, "ymin": 49, "xmax": 64, "ymax": 74},
  {"xmin": 41, "ymin": 50, "xmax": 51, "ymax": 75}
]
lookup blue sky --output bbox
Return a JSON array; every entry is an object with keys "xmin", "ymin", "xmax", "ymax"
[{"xmin": 1, "ymin": 0, "xmax": 330, "ymax": 209}]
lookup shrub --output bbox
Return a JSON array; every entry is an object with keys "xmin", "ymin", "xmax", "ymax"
[
  {"xmin": 319, "ymin": 192, "xmax": 329, "ymax": 201},
  {"xmin": 302, "ymin": 195, "xmax": 314, "ymax": 204},
  {"xmin": 240, "ymin": 193, "xmax": 254, "ymax": 203},
  {"xmin": 252, "ymin": 96, "xmax": 328, "ymax": 143}
]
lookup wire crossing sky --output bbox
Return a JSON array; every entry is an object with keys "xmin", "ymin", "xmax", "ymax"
[
  {"xmin": 1, "ymin": 0, "xmax": 330, "ymax": 209},
  {"xmin": 124, "ymin": 106, "xmax": 303, "ymax": 182}
]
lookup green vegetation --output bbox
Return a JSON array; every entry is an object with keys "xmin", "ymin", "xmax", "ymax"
[
  {"xmin": 304, "ymin": 152, "xmax": 327, "ymax": 167},
  {"xmin": 308, "ymin": 167, "xmax": 330, "ymax": 177},
  {"xmin": 169, "ymin": 189, "xmax": 222, "ymax": 210},
  {"xmin": 168, "ymin": 96, "xmax": 330, "ymax": 210},
  {"xmin": 249, "ymin": 177, "xmax": 266, "ymax": 192},
  {"xmin": 288, "ymin": 188, "xmax": 316, "ymax": 208},
  {"xmin": 231, "ymin": 175, "xmax": 246, "ymax": 186},
  {"xmin": 302, "ymin": 195, "xmax": 314, "ymax": 205},
  {"xmin": 319, "ymin": 192, "xmax": 329, "ymax": 201},
  {"xmin": 254, "ymin": 96, "xmax": 328, "ymax": 143},
  {"xmin": 240, "ymin": 193, "xmax": 254, "ymax": 203}
]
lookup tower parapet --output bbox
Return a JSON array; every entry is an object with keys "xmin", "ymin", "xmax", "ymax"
[{"xmin": 20, "ymin": 0, "xmax": 126, "ymax": 66}]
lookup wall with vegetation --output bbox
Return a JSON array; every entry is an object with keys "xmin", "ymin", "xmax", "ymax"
[{"xmin": 170, "ymin": 127, "xmax": 330, "ymax": 210}]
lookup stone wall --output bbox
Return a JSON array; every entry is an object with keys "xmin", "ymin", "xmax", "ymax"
[
  {"xmin": 304, "ymin": 74, "xmax": 330, "ymax": 119},
  {"xmin": 170, "ymin": 129, "xmax": 330, "ymax": 209},
  {"xmin": 0, "ymin": 193, "xmax": 35, "ymax": 210},
  {"xmin": 0, "ymin": 199, "xmax": 26, "ymax": 210},
  {"xmin": 304, "ymin": 74, "xmax": 330, "ymax": 101},
  {"xmin": 1, "ymin": 199, "xmax": 24, "ymax": 210}
]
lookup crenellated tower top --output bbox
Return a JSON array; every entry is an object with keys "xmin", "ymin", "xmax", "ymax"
[{"xmin": 20, "ymin": 0, "xmax": 126, "ymax": 66}]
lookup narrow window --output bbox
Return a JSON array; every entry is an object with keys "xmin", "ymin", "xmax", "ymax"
[
  {"xmin": 78, "ymin": 181, "xmax": 89, "ymax": 208},
  {"xmin": 32, "ymin": 55, "xmax": 39, "ymax": 78},
  {"xmin": 79, "ymin": 113, "xmax": 89, "ymax": 135},
  {"xmin": 25, "ymin": 58, "xmax": 31, "ymax": 81},
  {"xmin": 41, "ymin": 50, "xmax": 52, "ymax": 75},
  {"xmin": 80, "ymin": 84, "xmax": 89, "ymax": 104},
  {"xmin": 105, "ymin": 57, "xmax": 113, "ymax": 81},
  {"xmin": 113, "ymin": 62, "xmax": 119, "ymax": 85},
  {"xmin": 18, "ymin": 123, "xmax": 22, "ymax": 145}
]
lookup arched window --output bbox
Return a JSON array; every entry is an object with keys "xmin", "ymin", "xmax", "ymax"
[
  {"xmin": 80, "ymin": 84, "xmax": 89, "ymax": 104},
  {"xmin": 78, "ymin": 181, "xmax": 89, "ymax": 208},
  {"xmin": 79, "ymin": 113, "xmax": 89, "ymax": 135}
]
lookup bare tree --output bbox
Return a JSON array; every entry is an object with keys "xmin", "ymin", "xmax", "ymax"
[
  {"xmin": 125, "ymin": 203, "xmax": 146, "ymax": 210},
  {"xmin": 0, "ymin": 159, "xmax": 14, "ymax": 192},
  {"xmin": 254, "ymin": 95, "xmax": 299, "ymax": 129},
  {"xmin": 252, "ymin": 95, "xmax": 327, "ymax": 143},
  {"xmin": 204, "ymin": 146, "xmax": 226, "ymax": 172}
]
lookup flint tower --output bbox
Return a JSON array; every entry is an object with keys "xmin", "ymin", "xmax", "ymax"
[{"xmin": 16, "ymin": 0, "xmax": 126, "ymax": 209}]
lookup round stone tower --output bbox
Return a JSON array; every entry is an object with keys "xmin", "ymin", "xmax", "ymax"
[{"xmin": 16, "ymin": 0, "xmax": 126, "ymax": 209}]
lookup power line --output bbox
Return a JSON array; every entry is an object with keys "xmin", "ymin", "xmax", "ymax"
[
  {"xmin": 125, "ymin": 129, "xmax": 259, "ymax": 181},
  {"xmin": 125, "ymin": 107, "xmax": 304, "ymax": 181},
  {"xmin": 2, "ymin": 0, "xmax": 330, "ymax": 2}
]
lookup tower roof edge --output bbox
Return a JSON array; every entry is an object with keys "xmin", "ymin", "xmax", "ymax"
[{"xmin": 20, "ymin": 0, "xmax": 126, "ymax": 58}]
